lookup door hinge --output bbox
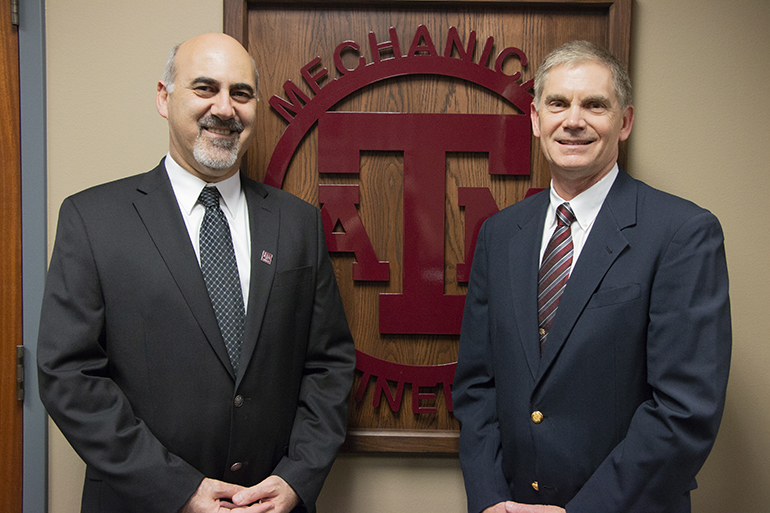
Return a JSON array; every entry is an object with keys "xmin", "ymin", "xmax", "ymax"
[
  {"xmin": 11, "ymin": 0, "xmax": 19, "ymax": 26},
  {"xmin": 16, "ymin": 346, "xmax": 24, "ymax": 401}
]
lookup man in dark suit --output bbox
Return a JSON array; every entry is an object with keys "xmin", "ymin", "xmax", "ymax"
[
  {"xmin": 453, "ymin": 40, "xmax": 731, "ymax": 513},
  {"xmin": 37, "ymin": 33, "xmax": 355, "ymax": 513}
]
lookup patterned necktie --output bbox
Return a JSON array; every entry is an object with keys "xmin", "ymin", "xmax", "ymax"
[
  {"xmin": 537, "ymin": 203, "xmax": 576, "ymax": 354},
  {"xmin": 198, "ymin": 186, "xmax": 245, "ymax": 372}
]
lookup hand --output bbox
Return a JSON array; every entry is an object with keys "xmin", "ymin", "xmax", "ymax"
[
  {"xmin": 504, "ymin": 502, "xmax": 565, "ymax": 513},
  {"xmin": 230, "ymin": 475, "xmax": 300, "ymax": 513},
  {"xmin": 483, "ymin": 503, "xmax": 510, "ymax": 513},
  {"xmin": 482, "ymin": 502, "xmax": 565, "ymax": 513},
  {"xmin": 179, "ymin": 478, "xmax": 246, "ymax": 512}
]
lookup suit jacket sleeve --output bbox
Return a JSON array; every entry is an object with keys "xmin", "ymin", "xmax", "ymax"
[
  {"xmin": 453, "ymin": 219, "xmax": 514, "ymax": 513},
  {"xmin": 37, "ymin": 197, "xmax": 204, "ymax": 512},
  {"xmin": 271, "ymin": 207, "xmax": 356, "ymax": 511},
  {"xmin": 567, "ymin": 210, "xmax": 732, "ymax": 512}
]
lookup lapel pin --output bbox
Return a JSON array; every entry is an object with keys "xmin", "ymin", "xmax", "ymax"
[{"xmin": 261, "ymin": 250, "xmax": 274, "ymax": 265}]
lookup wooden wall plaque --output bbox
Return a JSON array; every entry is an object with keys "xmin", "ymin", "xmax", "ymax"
[{"xmin": 224, "ymin": 0, "xmax": 632, "ymax": 453}]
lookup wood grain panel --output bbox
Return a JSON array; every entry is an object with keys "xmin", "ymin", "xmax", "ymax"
[
  {"xmin": 226, "ymin": 0, "xmax": 631, "ymax": 452},
  {"xmin": 0, "ymin": 7, "xmax": 23, "ymax": 509}
]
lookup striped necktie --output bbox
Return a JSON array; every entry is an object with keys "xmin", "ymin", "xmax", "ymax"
[{"xmin": 537, "ymin": 203, "xmax": 576, "ymax": 354}]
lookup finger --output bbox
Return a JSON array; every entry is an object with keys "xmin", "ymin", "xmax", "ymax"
[
  {"xmin": 233, "ymin": 476, "xmax": 299, "ymax": 513},
  {"xmin": 207, "ymin": 480, "xmax": 247, "ymax": 501},
  {"xmin": 232, "ymin": 486, "xmax": 267, "ymax": 506},
  {"xmin": 229, "ymin": 500, "xmax": 274, "ymax": 513},
  {"xmin": 232, "ymin": 476, "xmax": 282, "ymax": 505},
  {"xmin": 505, "ymin": 502, "xmax": 536, "ymax": 513}
]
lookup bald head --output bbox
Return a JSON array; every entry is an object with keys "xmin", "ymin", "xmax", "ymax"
[
  {"xmin": 163, "ymin": 33, "xmax": 258, "ymax": 95},
  {"xmin": 156, "ymin": 33, "xmax": 260, "ymax": 182}
]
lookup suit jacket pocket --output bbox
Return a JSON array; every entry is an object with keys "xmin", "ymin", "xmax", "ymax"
[
  {"xmin": 585, "ymin": 283, "xmax": 641, "ymax": 309},
  {"xmin": 274, "ymin": 265, "xmax": 312, "ymax": 288}
]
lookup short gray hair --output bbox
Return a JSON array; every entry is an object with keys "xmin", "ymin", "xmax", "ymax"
[
  {"xmin": 533, "ymin": 40, "xmax": 632, "ymax": 110},
  {"xmin": 161, "ymin": 42, "xmax": 260, "ymax": 95},
  {"xmin": 162, "ymin": 44, "xmax": 181, "ymax": 93}
]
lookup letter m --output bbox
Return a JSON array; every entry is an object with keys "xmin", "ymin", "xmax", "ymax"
[{"xmin": 269, "ymin": 80, "xmax": 312, "ymax": 123}]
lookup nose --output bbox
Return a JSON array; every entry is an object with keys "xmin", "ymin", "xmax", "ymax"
[
  {"xmin": 210, "ymin": 90, "xmax": 235, "ymax": 120},
  {"xmin": 563, "ymin": 104, "xmax": 587, "ymax": 130}
]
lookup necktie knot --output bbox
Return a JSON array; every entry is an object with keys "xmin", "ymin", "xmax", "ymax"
[
  {"xmin": 198, "ymin": 186, "xmax": 221, "ymax": 209},
  {"xmin": 556, "ymin": 203, "xmax": 575, "ymax": 227}
]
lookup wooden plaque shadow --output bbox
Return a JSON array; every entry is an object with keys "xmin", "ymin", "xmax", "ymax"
[{"xmin": 225, "ymin": 0, "xmax": 631, "ymax": 453}]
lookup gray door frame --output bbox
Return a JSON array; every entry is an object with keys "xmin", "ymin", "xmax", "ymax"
[{"xmin": 19, "ymin": 0, "xmax": 48, "ymax": 511}]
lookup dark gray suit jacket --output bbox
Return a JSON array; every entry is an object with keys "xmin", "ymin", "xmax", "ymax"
[
  {"xmin": 38, "ymin": 160, "xmax": 356, "ymax": 512},
  {"xmin": 453, "ymin": 170, "xmax": 731, "ymax": 512}
]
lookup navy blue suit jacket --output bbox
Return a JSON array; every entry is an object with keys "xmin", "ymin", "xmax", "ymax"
[
  {"xmin": 38, "ymin": 161, "xmax": 355, "ymax": 513},
  {"xmin": 453, "ymin": 170, "xmax": 731, "ymax": 512}
]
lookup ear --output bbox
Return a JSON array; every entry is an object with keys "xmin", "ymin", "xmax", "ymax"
[
  {"xmin": 156, "ymin": 81, "xmax": 170, "ymax": 120},
  {"xmin": 618, "ymin": 104, "xmax": 634, "ymax": 142},
  {"xmin": 530, "ymin": 101, "xmax": 541, "ymax": 138}
]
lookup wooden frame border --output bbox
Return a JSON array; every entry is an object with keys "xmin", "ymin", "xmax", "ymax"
[
  {"xmin": 226, "ymin": 0, "xmax": 632, "ymax": 68},
  {"xmin": 223, "ymin": 0, "xmax": 632, "ymax": 453}
]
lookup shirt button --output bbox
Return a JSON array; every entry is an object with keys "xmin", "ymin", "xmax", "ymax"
[
  {"xmin": 234, "ymin": 395, "xmax": 244, "ymax": 407},
  {"xmin": 531, "ymin": 481, "xmax": 539, "ymax": 491},
  {"xmin": 531, "ymin": 411, "xmax": 544, "ymax": 424},
  {"xmin": 230, "ymin": 462, "xmax": 242, "ymax": 472},
  {"xmin": 539, "ymin": 328, "xmax": 546, "ymax": 336}
]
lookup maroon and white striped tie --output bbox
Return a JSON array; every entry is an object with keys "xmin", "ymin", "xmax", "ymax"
[{"xmin": 538, "ymin": 203, "xmax": 576, "ymax": 354}]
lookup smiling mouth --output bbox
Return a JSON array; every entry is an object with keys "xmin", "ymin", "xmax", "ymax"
[
  {"xmin": 198, "ymin": 114, "xmax": 244, "ymax": 138},
  {"xmin": 558, "ymin": 140, "xmax": 594, "ymax": 145},
  {"xmin": 204, "ymin": 127, "xmax": 236, "ymax": 137}
]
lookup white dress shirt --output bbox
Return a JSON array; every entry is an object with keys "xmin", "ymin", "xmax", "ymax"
[
  {"xmin": 539, "ymin": 164, "xmax": 619, "ymax": 274},
  {"xmin": 165, "ymin": 153, "xmax": 251, "ymax": 312}
]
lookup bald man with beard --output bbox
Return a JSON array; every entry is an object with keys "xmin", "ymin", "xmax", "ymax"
[{"xmin": 38, "ymin": 33, "xmax": 355, "ymax": 513}]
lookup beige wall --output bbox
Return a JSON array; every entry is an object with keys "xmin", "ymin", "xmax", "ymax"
[
  {"xmin": 630, "ymin": 2, "xmax": 770, "ymax": 510},
  {"xmin": 45, "ymin": 2, "xmax": 224, "ymax": 512},
  {"xmin": 44, "ymin": 1, "xmax": 770, "ymax": 512}
]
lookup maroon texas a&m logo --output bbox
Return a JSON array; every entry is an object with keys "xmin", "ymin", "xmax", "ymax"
[{"xmin": 265, "ymin": 25, "xmax": 536, "ymax": 415}]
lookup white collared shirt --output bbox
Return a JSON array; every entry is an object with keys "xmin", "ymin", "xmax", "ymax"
[
  {"xmin": 165, "ymin": 153, "xmax": 251, "ymax": 312},
  {"xmin": 539, "ymin": 164, "xmax": 619, "ymax": 274}
]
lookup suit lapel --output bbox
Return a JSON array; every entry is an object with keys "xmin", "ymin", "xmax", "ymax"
[
  {"xmin": 509, "ymin": 194, "xmax": 550, "ymax": 381},
  {"xmin": 236, "ymin": 178, "xmax": 279, "ymax": 386},
  {"xmin": 133, "ymin": 162, "xmax": 235, "ymax": 378},
  {"xmin": 537, "ymin": 171, "xmax": 638, "ymax": 383}
]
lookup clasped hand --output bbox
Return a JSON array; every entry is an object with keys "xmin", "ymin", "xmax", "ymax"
[
  {"xmin": 180, "ymin": 475, "xmax": 299, "ymax": 513},
  {"xmin": 484, "ymin": 501, "xmax": 565, "ymax": 513}
]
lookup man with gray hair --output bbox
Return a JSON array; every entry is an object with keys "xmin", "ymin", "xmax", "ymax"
[
  {"xmin": 453, "ymin": 40, "xmax": 731, "ymax": 512},
  {"xmin": 38, "ymin": 33, "xmax": 355, "ymax": 513}
]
